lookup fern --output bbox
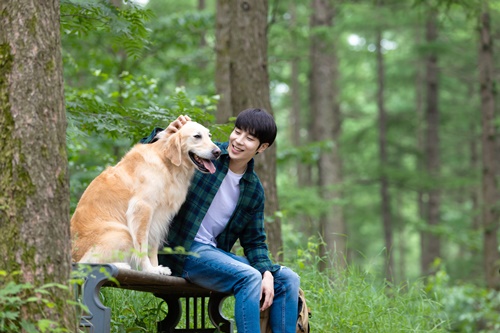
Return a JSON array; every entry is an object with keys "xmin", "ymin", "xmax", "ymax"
[
  {"xmin": 60, "ymin": 0, "xmax": 153, "ymax": 59},
  {"xmin": 65, "ymin": 70, "xmax": 227, "ymax": 141}
]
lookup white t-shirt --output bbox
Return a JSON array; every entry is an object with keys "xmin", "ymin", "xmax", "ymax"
[{"xmin": 194, "ymin": 169, "xmax": 244, "ymax": 246}]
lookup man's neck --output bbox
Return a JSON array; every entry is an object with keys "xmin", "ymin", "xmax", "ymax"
[{"xmin": 228, "ymin": 159, "xmax": 248, "ymax": 175}]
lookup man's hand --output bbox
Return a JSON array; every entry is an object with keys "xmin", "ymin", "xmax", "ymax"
[
  {"xmin": 260, "ymin": 271, "xmax": 274, "ymax": 311},
  {"xmin": 165, "ymin": 115, "xmax": 191, "ymax": 135}
]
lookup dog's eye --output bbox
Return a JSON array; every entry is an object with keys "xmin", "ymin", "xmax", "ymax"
[{"xmin": 194, "ymin": 134, "xmax": 202, "ymax": 139}]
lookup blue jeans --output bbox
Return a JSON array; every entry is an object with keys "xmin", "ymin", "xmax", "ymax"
[{"xmin": 182, "ymin": 241, "xmax": 300, "ymax": 333}]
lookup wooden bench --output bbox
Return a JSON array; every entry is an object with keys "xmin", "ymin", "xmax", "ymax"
[{"xmin": 73, "ymin": 264, "xmax": 233, "ymax": 333}]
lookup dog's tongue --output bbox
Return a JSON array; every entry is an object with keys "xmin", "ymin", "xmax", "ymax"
[{"xmin": 202, "ymin": 159, "xmax": 216, "ymax": 174}]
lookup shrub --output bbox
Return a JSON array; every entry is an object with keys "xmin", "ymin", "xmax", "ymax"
[
  {"xmin": 426, "ymin": 266, "xmax": 500, "ymax": 333},
  {"xmin": 0, "ymin": 270, "xmax": 72, "ymax": 333}
]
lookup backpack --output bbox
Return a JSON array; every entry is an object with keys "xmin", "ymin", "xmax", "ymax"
[{"xmin": 260, "ymin": 288, "xmax": 311, "ymax": 332}]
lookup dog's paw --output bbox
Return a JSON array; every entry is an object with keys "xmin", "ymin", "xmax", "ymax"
[
  {"xmin": 112, "ymin": 262, "xmax": 132, "ymax": 270},
  {"xmin": 146, "ymin": 265, "xmax": 172, "ymax": 276}
]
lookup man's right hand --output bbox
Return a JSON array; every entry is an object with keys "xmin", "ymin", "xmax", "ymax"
[{"xmin": 165, "ymin": 115, "xmax": 191, "ymax": 135}]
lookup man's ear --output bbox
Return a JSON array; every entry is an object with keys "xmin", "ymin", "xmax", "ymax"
[
  {"xmin": 164, "ymin": 134, "xmax": 182, "ymax": 166},
  {"xmin": 256, "ymin": 142, "xmax": 269, "ymax": 154}
]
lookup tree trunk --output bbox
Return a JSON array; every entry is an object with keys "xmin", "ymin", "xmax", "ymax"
[
  {"xmin": 215, "ymin": 0, "xmax": 233, "ymax": 123},
  {"xmin": 421, "ymin": 8, "xmax": 441, "ymax": 276},
  {"xmin": 215, "ymin": 0, "xmax": 283, "ymax": 261},
  {"xmin": 414, "ymin": 15, "xmax": 428, "ymax": 278},
  {"xmin": 0, "ymin": 0, "xmax": 74, "ymax": 330},
  {"xmin": 290, "ymin": 3, "xmax": 305, "ymax": 187},
  {"xmin": 309, "ymin": 0, "xmax": 345, "ymax": 270},
  {"xmin": 468, "ymin": 82, "xmax": 482, "ymax": 277},
  {"xmin": 198, "ymin": 0, "xmax": 207, "ymax": 48},
  {"xmin": 396, "ymin": 195, "xmax": 406, "ymax": 283},
  {"xmin": 375, "ymin": 16, "xmax": 394, "ymax": 283},
  {"xmin": 289, "ymin": 2, "xmax": 314, "ymax": 238},
  {"xmin": 478, "ymin": 3, "xmax": 500, "ymax": 290}
]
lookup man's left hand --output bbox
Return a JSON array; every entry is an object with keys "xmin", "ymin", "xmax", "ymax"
[{"xmin": 260, "ymin": 271, "xmax": 274, "ymax": 311}]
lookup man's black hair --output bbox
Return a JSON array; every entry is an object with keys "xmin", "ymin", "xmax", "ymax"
[{"xmin": 234, "ymin": 108, "xmax": 277, "ymax": 147}]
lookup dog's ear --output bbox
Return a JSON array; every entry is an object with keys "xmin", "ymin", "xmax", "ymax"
[{"xmin": 164, "ymin": 133, "xmax": 182, "ymax": 166}]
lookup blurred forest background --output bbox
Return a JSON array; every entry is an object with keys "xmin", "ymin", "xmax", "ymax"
[
  {"xmin": 5, "ymin": 0, "xmax": 500, "ymax": 331},
  {"xmin": 61, "ymin": 0, "xmax": 500, "ymax": 295}
]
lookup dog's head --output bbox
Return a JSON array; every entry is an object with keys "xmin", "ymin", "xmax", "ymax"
[{"xmin": 162, "ymin": 121, "xmax": 221, "ymax": 174}]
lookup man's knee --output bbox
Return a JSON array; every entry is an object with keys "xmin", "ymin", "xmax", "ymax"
[
  {"xmin": 245, "ymin": 267, "xmax": 263, "ymax": 286},
  {"xmin": 233, "ymin": 267, "xmax": 262, "ymax": 295},
  {"xmin": 275, "ymin": 266, "xmax": 300, "ymax": 291}
]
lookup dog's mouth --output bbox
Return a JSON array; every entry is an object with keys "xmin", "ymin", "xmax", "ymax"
[{"xmin": 189, "ymin": 152, "xmax": 216, "ymax": 174}]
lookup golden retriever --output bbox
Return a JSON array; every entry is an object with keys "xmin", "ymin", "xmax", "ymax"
[{"xmin": 71, "ymin": 121, "xmax": 220, "ymax": 275}]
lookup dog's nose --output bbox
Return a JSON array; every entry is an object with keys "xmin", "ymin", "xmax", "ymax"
[{"xmin": 212, "ymin": 147, "xmax": 221, "ymax": 159}]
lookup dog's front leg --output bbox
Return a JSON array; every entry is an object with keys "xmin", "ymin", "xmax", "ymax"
[
  {"xmin": 128, "ymin": 200, "xmax": 171, "ymax": 275},
  {"xmin": 150, "ymin": 245, "xmax": 159, "ymax": 267},
  {"xmin": 142, "ymin": 241, "xmax": 171, "ymax": 275}
]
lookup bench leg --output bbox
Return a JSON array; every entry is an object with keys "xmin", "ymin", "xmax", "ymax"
[
  {"xmin": 75, "ymin": 265, "xmax": 117, "ymax": 333},
  {"xmin": 208, "ymin": 294, "xmax": 233, "ymax": 333},
  {"xmin": 156, "ymin": 294, "xmax": 233, "ymax": 333},
  {"xmin": 156, "ymin": 295, "xmax": 182, "ymax": 333}
]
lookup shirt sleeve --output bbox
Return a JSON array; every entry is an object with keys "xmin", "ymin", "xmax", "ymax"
[
  {"xmin": 140, "ymin": 127, "xmax": 164, "ymax": 144},
  {"xmin": 239, "ymin": 200, "xmax": 281, "ymax": 274}
]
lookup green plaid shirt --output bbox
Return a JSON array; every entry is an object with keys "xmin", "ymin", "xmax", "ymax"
[{"xmin": 142, "ymin": 133, "xmax": 280, "ymax": 276}]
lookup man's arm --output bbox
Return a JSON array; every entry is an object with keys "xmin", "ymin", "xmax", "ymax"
[
  {"xmin": 165, "ymin": 115, "xmax": 191, "ymax": 135},
  {"xmin": 140, "ymin": 115, "xmax": 191, "ymax": 144}
]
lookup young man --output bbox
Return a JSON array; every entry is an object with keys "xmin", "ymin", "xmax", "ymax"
[{"xmin": 144, "ymin": 108, "xmax": 300, "ymax": 333}]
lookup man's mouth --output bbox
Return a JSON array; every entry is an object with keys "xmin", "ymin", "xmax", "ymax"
[
  {"xmin": 189, "ymin": 152, "xmax": 216, "ymax": 174},
  {"xmin": 232, "ymin": 144, "xmax": 244, "ymax": 153}
]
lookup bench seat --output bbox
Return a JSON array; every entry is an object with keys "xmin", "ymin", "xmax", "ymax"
[{"xmin": 73, "ymin": 264, "xmax": 233, "ymax": 333}]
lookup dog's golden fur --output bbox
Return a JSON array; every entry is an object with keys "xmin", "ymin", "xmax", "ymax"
[{"xmin": 71, "ymin": 121, "xmax": 220, "ymax": 275}]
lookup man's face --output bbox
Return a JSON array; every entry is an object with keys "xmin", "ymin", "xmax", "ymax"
[{"xmin": 228, "ymin": 127, "xmax": 269, "ymax": 163}]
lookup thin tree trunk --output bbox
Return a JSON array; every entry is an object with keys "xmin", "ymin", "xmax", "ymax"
[
  {"xmin": 215, "ymin": 0, "xmax": 232, "ymax": 123},
  {"xmin": 290, "ymin": 3, "xmax": 306, "ymax": 188},
  {"xmin": 422, "ymin": 8, "xmax": 441, "ymax": 276},
  {"xmin": 396, "ymin": 195, "xmax": 406, "ymax": 283},
  {"xmin": 478, "ymin": 3, "xmax": 500, "ymax": 290},
  {"xmin": 215, "ymin": 0, "xmax": 283, "ymax": 261},
  {"xmin": 289, "ymin": 2, "xmax": 314, "ymax": 238},
  {"xmin": 375, "ymin": 13, "xmax": 394, "ymax": 283},
  {"xmin": 468, "ymin": 82, "xmax": 481, "ymax": 277},
  {"xmin": 415, "ymin": 14, "xmax": 428, "ymax": 277},
  {"xmin": 309, "ymin": 0, "xmax": 345, "ymax": 270},
  {"xmin": 0, "ymin": 0, "xmax": 74, "ymax": 330},
  {"xmin": 198, "ymin": 0, "xmax": 207, "ymax": 48},
  {"xmin": 197, "ymin": 0, "xmax": 209, "ymax": 71}
]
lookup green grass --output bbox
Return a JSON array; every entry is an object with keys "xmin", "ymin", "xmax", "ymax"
[
  {"xmin": 298, "ymin": 264, "xmax": 448, "ymax": 332},
  {"xmin": 98, "ymin": 255, "xmax": 500, "ymax": 333},
  {"xmin": 100, "ymin": 288, "xmax": 166, "ymax": 332},
  {"xmin": 100, "ymin": 288, "xmax": 236, "ymax": 332}
]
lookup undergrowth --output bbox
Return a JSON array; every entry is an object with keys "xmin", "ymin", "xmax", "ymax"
[
  {"xmin": 97, "ymin": 245, "xmax": 500, "ymax": 333},
  {"xmin": 4, "ymin": 250, "xmax": 496, "ymax": 332}
]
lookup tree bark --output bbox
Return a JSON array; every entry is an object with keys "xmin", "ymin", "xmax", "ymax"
[
  {"xmin": 478, "ymin": 3, "xmax": 500, "ymax": 290},
  {"xmin": 414, "ymin": 14, "xmax": 428, "ymax": 278},
  {"xmin": 215, "ymin": 0, "xmax": 283, "ymax": 261},
  {"xmin": 309, "ymin": 0, "xmax": 345, "ymax": 270},
  {"xmin": 467, "ymin": 82, "xmax": 482, "ymax": 276},
  {"xmin": 421, "ymin": 8, "xmax": 441, "ymax": 276},
  {"xmin": 289, "ymin": 2, "xmax": 314, "ymax": 238},
  {"xmin": 0, "ymin": 0, "xmax": 74, "ymax": 330},
  {"xmin": 215, "ymin": 0, "xmax": 233, "ymax": 123},
  {"xmin": 375, "ymin": 11, "xmax": 394, "ymax": 283}
]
